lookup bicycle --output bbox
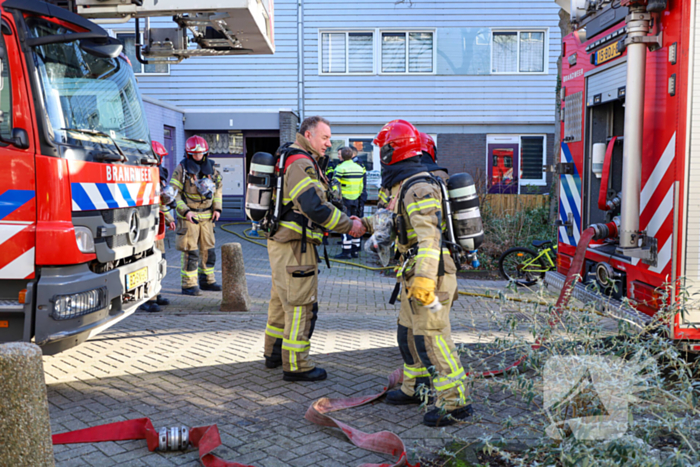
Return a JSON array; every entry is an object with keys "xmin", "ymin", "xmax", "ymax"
[{"xmin": 498, "ymin": 240, "xmax": 557, "ymax": 286}]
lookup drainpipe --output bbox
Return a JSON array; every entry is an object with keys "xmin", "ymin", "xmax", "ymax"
[
  {"xmin": 618, "ymin": 5, "xmax": 651, "ymax": 251},
  {"xmin": 297, "ymin": 0, "xmax": 304, "ymax": 121}
]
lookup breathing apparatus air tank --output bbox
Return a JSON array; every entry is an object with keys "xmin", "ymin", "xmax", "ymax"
[
  {"xmin": 447, "ymin": 173, "xmax": 484, "ymax": 254},
  {"xmin": 245, "ymin": 152, "xmax": 276, "ymax": 222}
]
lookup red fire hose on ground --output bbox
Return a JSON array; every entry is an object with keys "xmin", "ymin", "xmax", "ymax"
[
  {"xmin": 53, "ymin": 232, "xmax": 597, "ymax": 466},
  {"xmin": 53, "ymin": 369, "xmax": 416, "ymax": 467}
]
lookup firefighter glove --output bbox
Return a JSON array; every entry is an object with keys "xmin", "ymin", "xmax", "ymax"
[{"xmin": 408, "ymin": 276, "xmax": 436, "ymax": 306}]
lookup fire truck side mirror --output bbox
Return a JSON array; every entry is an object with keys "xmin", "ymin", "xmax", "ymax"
[
  {"xmin": 0, "ymin": 128, "xmax": 29, "ymax": 150},
  {"xmin": 79, "ymin": 37, "xmax": 123, "ymax": 59}
]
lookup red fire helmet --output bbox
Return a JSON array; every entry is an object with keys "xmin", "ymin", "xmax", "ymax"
[
  {"xmin": 419, "ymin": 132, "xmax": 436, "ymax": 162},
  {"xmin": 373, "ymin": 120, "xmax": 422, "ymax": 165},
  {"xmin": 152, "ymin": 141, "xmax": 168, "ymax": 164},
  {"xmin": 186, "ymin": 135, "xmax": 209, "ymax": 157}
]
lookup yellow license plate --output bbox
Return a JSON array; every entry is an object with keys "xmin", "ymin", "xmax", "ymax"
[
  {"xmin": 595, "ymin": 41, "xmax": 621, "ymax": 65},
  {"xmin": 126, "ymin": 267, "xmax": 148, "ymax": 290}
]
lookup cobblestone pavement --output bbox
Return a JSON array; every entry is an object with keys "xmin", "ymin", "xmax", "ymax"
[{"xmin": 44, "ymin": 224, "xmax": 589, "ymax": 466}]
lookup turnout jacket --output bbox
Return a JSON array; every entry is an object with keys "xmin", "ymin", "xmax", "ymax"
[
  {"xmin": 270, "ymin": 133, "xmax": 352, "ymax": 244},
  {"xmin": 364, "ymin": 173, "xmax": 455, "ymax": 283},
  {"xmin": 169, "ymin": 161, "xmax": 223, "ymax": 220}
]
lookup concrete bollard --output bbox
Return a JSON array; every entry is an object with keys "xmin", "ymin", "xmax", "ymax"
[
  {"xmin": 0, "ymin": 342, "xmax": 55, "ymax": 467},
  {"xmin": 220, "ymin": 242, "xmax": 251, "ymax": 312}
]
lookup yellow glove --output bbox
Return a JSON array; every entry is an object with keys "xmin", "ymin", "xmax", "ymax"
[{"xmin": 408, "ymin": 276, "xmax": 436, "ymax": 306}]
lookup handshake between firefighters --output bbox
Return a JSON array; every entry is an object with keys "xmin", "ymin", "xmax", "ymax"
[{"xmin": 243, "ymin": 116, "xmax": 484, "ymax": 427}]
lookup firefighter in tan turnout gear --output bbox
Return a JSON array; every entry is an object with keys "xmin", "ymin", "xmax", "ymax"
[
  {"xmin": 360, "ymin": 120, "xmax": 472, "ymax": 427},
  {"xmin": 170, "ymin": 135, "xmax": 223, "ymax": 296},
  {"xmin": 263, "ymin": 116, "xmax": 365, "ymax": 382}
]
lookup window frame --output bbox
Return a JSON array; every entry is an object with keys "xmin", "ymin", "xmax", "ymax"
[
  {"xmin": 113, "ymin": 31, "xmax": 171, "ymax": 76},
  {"xmin": 486, "ymin": 134, "xmax": 547, "ymax": 194},
  {"xmin": 318, "ymin": 30, "xmax": 376, "ymax": 76},
  {"xmin": 519, "ymin": 134, "xmax": 547, "ymax": 187},
  {"xmin": 378, "ymin": 29, "xmax": 436, "ymax": 76},
  {"xmin": 490, "ymin": 28, "xmax": 548, "ymax": 75}
]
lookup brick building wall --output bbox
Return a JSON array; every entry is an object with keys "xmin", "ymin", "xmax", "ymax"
[
  {"xmin": 279, "ymin": 111, "xmax": 299, "ymax": 145},
  {"xmin": 437, "ymin": 133, "xmax": 487, "ymax": 183}
]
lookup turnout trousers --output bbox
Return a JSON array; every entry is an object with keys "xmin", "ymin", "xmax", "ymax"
[
  {"xmin": 397, "ymin": 272, "xmax": 469, "ymax": 411},
  {"xmin": 176, "ymin": 217, "xmax": 217, "ymax": 288},
  {"xmin": 341, "ymin": 200, "xmax": 361, "ymax": 254},
  {"xmin": 264, "ymin": 239, "xmax": 319, "ymax": 373}
]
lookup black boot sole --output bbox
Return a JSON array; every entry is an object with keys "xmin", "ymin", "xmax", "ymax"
[
  {"xmin": 385, "ymin": 397, "xmax": 422, "ymax": 406},
  {"xmin": 265, "ymin": 359, "xmax": 282, "ymax": 369},
  {"xmin": 283, "ymin": 372, "xmax": 327, "ymax": 382}
]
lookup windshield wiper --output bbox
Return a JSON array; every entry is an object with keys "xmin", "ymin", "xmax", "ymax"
[
  {"xmin": 61, "ymin": 128, "xmax": 125, "ymax": 162},
  {"xmin": 119, "ymin": 137, "xmax": 159, "ymax": 165}
]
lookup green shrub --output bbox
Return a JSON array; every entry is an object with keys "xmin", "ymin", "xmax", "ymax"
[{"xmin": 478, "ymin": 200, "xmax": 556, "ymax": 271}]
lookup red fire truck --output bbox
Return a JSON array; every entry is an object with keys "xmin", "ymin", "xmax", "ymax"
[
  {"xmin": 0, "ymin": 0, "xmax": 274, "ymax": 354},
  {"xmin": 547, "ymin": 0, "xmax": 700, "ymax": 350},
  {"xmin": 0, "ymin": 0, "xmax": 167, "ymax": 354}
]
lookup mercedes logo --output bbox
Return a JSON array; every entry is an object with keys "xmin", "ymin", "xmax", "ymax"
[{"xmin": 127, "ymin": 209, "xmax": 139, "ymax": 245}]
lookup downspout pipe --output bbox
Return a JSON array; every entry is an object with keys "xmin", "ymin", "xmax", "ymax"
[
  {"xmin": 297, "ymin": 0, "xmax": 304, "ymax": 121},
  {"xmin": 619, "ymin": 6, "xmax": 651, "ymax": 250}
]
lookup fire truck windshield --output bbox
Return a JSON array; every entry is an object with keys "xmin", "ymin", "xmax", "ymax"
[{"xmin": 26, "ymin": 17, "xmax": 151, "ymax": 163}]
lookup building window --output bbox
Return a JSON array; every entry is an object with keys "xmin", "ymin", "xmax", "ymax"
[
  {"xmin": 520, "ymin": 136, "xmax": 546, "ymax": 186},
  {"xmin": 320, "ymin": 31, "xmax": 374, "ymax": 74},
  {"xmin": 487, "ymin": 135, "xmax": 546, "ymax": 194},
  {"xmin": 381, "ymin": 31, "xmax": 434, "ymax": 74},
  {"xmin": 492, "ymin": 31, "xmax": 545, "ymax": 74},
  {"xmin": 116, "ymin": 33, "xmax": 169, "ymax": 74}
]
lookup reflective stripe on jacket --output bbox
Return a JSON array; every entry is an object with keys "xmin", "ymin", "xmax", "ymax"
[{"xmin": 334, "ymin": 160, "xmax": 365, "ymax": 201}]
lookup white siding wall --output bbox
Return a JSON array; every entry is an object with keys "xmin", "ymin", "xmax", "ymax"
[
  {"xmin": 143, "ymin": 99, "xmax": 185, "ymax": 172},
  {"xmin": 134, "ymin": 0, "xmax": 299, "ymax": 109},
  {"xmin": 133, "ymin": 0, "xmax": 560, "ymax": 128},
  {"xmin": 303, "ymin": 0, "xmax": 560, "ymax": 126}
]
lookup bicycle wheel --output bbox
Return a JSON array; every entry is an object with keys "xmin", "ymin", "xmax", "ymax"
[{"xmin": 498, "ymin": 247, "xmax": 547, "ymax": 286}]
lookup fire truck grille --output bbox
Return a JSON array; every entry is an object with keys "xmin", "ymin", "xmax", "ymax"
[
  {"xmin": 106, "ymin": 228, "xmax": 151, "ymax": 249},
  {"xmin": 101, "ymin": 206, "xmax": 154, "ymax": 224}
]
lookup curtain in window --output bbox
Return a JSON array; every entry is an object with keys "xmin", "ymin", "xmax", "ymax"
[
  {"xmin": 408, "ymin": 32, "xmax": 433, "ymax": 73},
  {"xmin": 382, "ymin": 33, "xmax": 406, "ymax": 73},
  {"xmin": 492, "ymin": 32, "xmax": 517, "ymax": 73},
  {"xmin": 520, "ymin": 136, "xmax": 545, "ymax": 180},
  {"xmin": 322, "ymin": 33, "xmax": 346, "ymax": 73},
  {"xmin": 348, "ymin": 33, "xmax": 373, "ymax": 73},
  {"xmin": 520, "ymin": 32, "xmax": 544, "ymax": 73}
]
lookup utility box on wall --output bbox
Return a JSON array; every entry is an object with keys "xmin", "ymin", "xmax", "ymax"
[{"xmin": 211, "ymin": 156, "xmax": 246, "ymax": 221}]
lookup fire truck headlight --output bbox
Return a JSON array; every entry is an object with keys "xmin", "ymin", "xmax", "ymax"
[
  {"xmin": 74, "ymin": 227, "xmax": 95, "ymax": 253},
  {"xmin": 52, "ymin": 287, "xmax": 107, "ymax": 320}
]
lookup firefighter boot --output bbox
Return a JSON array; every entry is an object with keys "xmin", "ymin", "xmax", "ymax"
[
  {"xmin": 199, "ymin": 280, "xmax": 222, "ymax": 291},
  {"xmin": 283, "ymin": 367, "xmax": 327, "ymax": 382},
  {"xmin": 385, "ymin": 389, "xmax": 422, "ymax": 405},
  {"xmin": 423, "ymin": 405, "xmax": 474, "ymax": 427},
  {"xmin": 182, "ymin": 286, "xmax": 202, "ymax": 296},
  {"xmin": 138, "ymin": 301, "xmax": 161, "ymax": 313},
  {"xmin": 265, "ymin": 357, "xmax": 282, "ymax": 369},
  {"xmin": 156, "ymin": 295, "xmax": 170, "ymax": 306}
]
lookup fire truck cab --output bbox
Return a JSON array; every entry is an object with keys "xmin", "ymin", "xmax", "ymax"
[
  {"xmin": 0, "ymin": 0, "xmax": 165, "ymax": 354},
  {"xmin": 548, "ymin": 0, "xmax": 700, "ymax": 349}
]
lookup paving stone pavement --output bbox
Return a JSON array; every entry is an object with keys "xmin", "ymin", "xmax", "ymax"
[{"xmin": 44, "ymin": 224, "xmax": 592, "ymax": 466}]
